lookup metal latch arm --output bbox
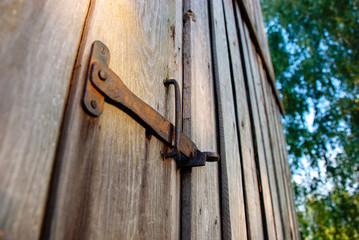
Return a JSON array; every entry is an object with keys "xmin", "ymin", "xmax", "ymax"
[{"xmin": 82, "ymin": 41, "xmax": 219, "ymax": 167}]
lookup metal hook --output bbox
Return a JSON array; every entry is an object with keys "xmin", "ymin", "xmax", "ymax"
[{"xmin": 164, "ymin": 79, "xmax": 181, "ymax": 159}]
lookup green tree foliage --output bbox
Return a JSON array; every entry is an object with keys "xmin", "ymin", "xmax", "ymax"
[
  {"xmin": 297, "ymin": 189, "xmax": 359, "ymax": 240},
  {"xmin": 261, "ymin": 0, "xmax": 359, "ymax": 238}
]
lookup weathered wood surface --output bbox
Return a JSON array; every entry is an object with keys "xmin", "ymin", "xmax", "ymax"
[
  {"xmin": 257, "ymin": 57, "xmax": 285, "ymax": 240},
  {"xmin": 263, "ymin": 78, "xmax": 292, "ymax": 239},
  {"xmin": 237, "ymin": 0, "xmax": 273, "ymax": 76},
  {"xmin": 0, "ymin": 1, "xmax": 90, "ymax": 239},
  {"xmin": 211, "ymin": 0, "xmax": 248, "ymax": 238},
  {"xmin": 271, "ymin": 93, "xmax": 295, "ymax": 239},
  {"xmin": 227, "ymin": 1, "xmax": 299, "ymax": 239},
  {"xmin": 0, "ymin": 0, "xmax": 300, "ymax": 239},
  {"xmin": 243, "ymin": 26, "xmax": 278, "ymax": 240},
  {"xmin": 234, "ymin": 4, "xmax": 265, "ymax": 239},
  {"xmin": 235, "ymin": 0, "xmax": 284, "ymax": 115},
  {"xmin": 275, "ymin": 106, "xmax": 301, "ymax": 240},
  {"xmin": 241, "ymin": 3, "xmax": 300, "ymax": 238},
  {"xmin": 273, "ymin": 98, "xmax": 299, "ymax": 240},
  {"xmin": 42, "ymin": 0, "xmax": 182, "ymax": 239},
  {"xmin": 249, "ymin": 0, "xmax": 272, "ymax": 67},
  {"xmin": 181, "ymin": 0, "xmax": 221, "ymax": 239}
]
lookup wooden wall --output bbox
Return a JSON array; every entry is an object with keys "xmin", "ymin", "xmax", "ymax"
[
  {"xmin": 212, "ymin": 0, "xmax": 299, "ymax": 239},
  {"xmin": 0, "ymin": 0, "xmax": 299, "ymax": 239}
]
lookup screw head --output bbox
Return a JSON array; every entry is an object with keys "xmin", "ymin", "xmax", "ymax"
[
  {"xmin": 99, "ymin": 70, "xmax": 107, "ymax": 80},
  {"xmin": 91, "ymin": 100, "xmax": 97, "ymax": 109},
  {"xmin": 100, "ymin": 46, "xmax": 106, "ymax": 54}
]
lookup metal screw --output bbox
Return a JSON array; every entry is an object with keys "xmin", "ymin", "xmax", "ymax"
[
  {"xmin": 91, "ymin": 100, "xmax": 97, "ymax": 109},
  {"xmin": 99, "ymin": 70, "xmax": 107, "ymax": 80},
  {"xmin": 100, "ymin": 46, "xmax": 106, "ymax": 54}
]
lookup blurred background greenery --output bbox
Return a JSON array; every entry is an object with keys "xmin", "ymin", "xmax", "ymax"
[{"xmin": 261, "ymin": 0, "xmax": 359, "ymax": 239}]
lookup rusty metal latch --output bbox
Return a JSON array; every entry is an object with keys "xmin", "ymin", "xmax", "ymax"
[{"xmin": 82, "ymin": 41, "xmax": 219, "ymax": 168}]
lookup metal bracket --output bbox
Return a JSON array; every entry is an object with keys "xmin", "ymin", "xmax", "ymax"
[{"xmin": 82, "ymin": 41, "xmax": 219, "ymax": 168}]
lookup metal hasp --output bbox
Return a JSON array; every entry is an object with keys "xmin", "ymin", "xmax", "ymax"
[{"xmin": 82, "ymin": 41, "xmax": 220, "ymax": 168}]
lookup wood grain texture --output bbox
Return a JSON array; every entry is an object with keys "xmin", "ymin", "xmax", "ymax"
[
  {"xmin": 234, "ymin": 3, "xmax": 265, "ymax": 239},
  {"xmin": 273, "ymin": 100, "xmax": 298, "ymax": 240},
  {"xmin": 181, "ymin": 0, "xmax": 221, "ymax": 239},
  {"xmin": 275, "ymin": 107, "xmax": 300, "ymax": 240},
  {"xmin": 245, "ymin": 36, "xmax": 278, "ymax": 240},
  {"xmin": 0, "ymin": 1, "xmax": 90, "ymax": 239},
  {"xmin": 211, "ymin": 0, "xmax": 248, "ymax": 239},
  {"xmin": 245, "ymin": 10, "xmax": 298, "ymax": 237},
  {"xmin": 237, "ymin": 0, "xmax": 272, "ymax": 71},
  {"xmin": 43, "ymin": 0, "xmax": 182, "ymax": 239},
  {"xmin": 263, "ymin": 79, "xmax": 292, "ymax": 240},
  {"xmin": 234, "ymin": 0, "xmax": 284, "ymax": 115},
  {"xmin": 251, "ymin": 0, "xmax": 273, "ymax": 70},
  {"xmin": 270, "ymin": 95, "xmax": 294, "ymax": 239},
  {"xmin": 257, "ymin": 58, "xmax": 285, "ymax": 240}
]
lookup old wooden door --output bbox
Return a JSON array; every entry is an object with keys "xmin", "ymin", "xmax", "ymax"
[
  {"xmin": 42, "ymin": 1, "xmax": 183, "ymax": 239},
  {"xmin": 1, "ymin": 0, "xmax": 221, "ymax": 239},
  {"xmin": 41, "ymin": 0, "xmax": 220, "ymax": 239}
]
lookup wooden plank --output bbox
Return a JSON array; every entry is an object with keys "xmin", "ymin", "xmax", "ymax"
[
  {"xmin": 275, "ymin": 108, "xmax": 300, "ymax": 240},
  {"xmin": 238, "ymin": 0, "xmax": 273, "ymax": 77},
  {"xmin": 211, "ymin": 0, "xmax": 248, "ymax": 239},
  {"xmin": 233, "ymin": 3, "xmax": 266, "ymax": 239},
  {"xmin": 263, "ymin": 79, "xmax": 292, "ymax": 240},
  {"xmin": 271, "ymin": 97, "xmax": 294, "ymax": 239},
  {"xmin": 257, "ymin": 57, "xmax": 285, "ymax": 240},
  {"xmin": 181, "ymin": 0, "xmax": 221, "ymax": 239},
  {"xmin": 245, "ymin": 0, "xmax": 255, "ymax": 21},
  {"xmin": 248, "ymin": 0, "xmax": 260, "ymax": 37},
  {"xmin": 252, "ymin": 0, "xmax": 273, "ymax": 68},
  {"xmin": 235, "ymin": 0, "xmax": 284, "ymax": 115},
  {"xmin": 42, "ymin": 1, "xmax": 182, "ymax": 239},
  {"xmin": 273, "ymin": 102, "xmax": 299, "ymax": 240},
  {"xmin": 0, "ymin": 1, "xmax": 91, "ymax": 239},
  {"xmin": 244, "ymin": 35, "xmax": 280, "ymax": 240}
]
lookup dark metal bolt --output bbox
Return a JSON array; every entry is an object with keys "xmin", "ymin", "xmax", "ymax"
[
  {"xmin": 91, "ymin": 100, "xmax": 97, "ymax": 109},
  {"xmin": 204, "ymin": 152, "xmax": 220, "ymax": 162},
  {"xmin": 99, "ymin": 70, "xmax": 107, "ymax": 80}
]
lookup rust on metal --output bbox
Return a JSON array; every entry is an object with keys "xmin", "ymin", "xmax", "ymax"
[
  {"xmin": 163, "ymin": 79, "xmax": 181, "ymax": 158},
  {"xmin": 82, "ymin": 40, "xmax": 109, "ymax": 116},
  {"xmin": 83, "ymin": 41, "xmax": 220, "ymax": 167}
]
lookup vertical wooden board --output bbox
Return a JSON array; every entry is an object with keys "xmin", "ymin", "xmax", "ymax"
[
  {"xmin": 233, "ymin": 3, "xmax": 265, "ymax": 239},
  {"xmin": 247, "ymin": 0, "xmax": 260, "ymax": 41},
  {"xmin": 44, "ymin": 0, "xmax": 182, "ymax": 239},
  {"xmin": 238, "ymin": 0, "xmax": 257, "ymax": 41},
  {"xmin": 181, "ymin": 0, "xmax": 221, "ymax": 239},
  {"xmin": 273, "ymin": 102, "xmax": 298, "ymax": 240},
  {"xmin": 211, "ymin": 0, "xmax": 248, "ymax": 239},
  {"xmin": 275, "ymin": 108, "xmax": 300, "ymax": 240},
  {"xmin": 0, "ymin": 1, "xmax": 90, "ymax": 239},
  {"xmin": 244, "ymin": 0, "xmax": 255, "ymax": 21},
  {"xmin": 263, "ymin": 80, "xmax": 291, "ymax": 240},
  {"xmin": 271, "ymin": 98, "xmax": 294, "ymax": 239},
  {"xmin": 257, "ymin": 58, "xmax": 285, "ymax": 240},
  {"xmin": 235, "ymin": 0, "xmax": 276, "ymax": 97},
  {"xmin": 252, "ymin": 0, "xmax": 274, "ymax": 74},
  {"xmin": 245, "ymin": 37, "xmax": 279, "ymax": 240},
  {"xmin": 238, "ymin": 0, "xmax": 267, "ymax": 61}
]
